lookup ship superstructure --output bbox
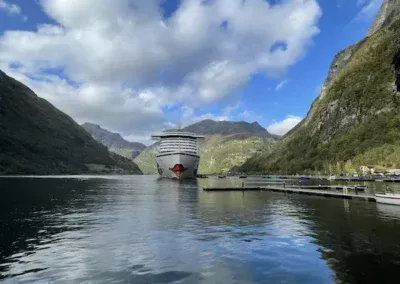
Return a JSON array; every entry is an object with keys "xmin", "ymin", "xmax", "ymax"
[{"xmin": 151, "ymin": 130, "xmax": 204, "ymax": 179}]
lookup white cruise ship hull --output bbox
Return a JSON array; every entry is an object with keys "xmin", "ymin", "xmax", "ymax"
[{"xmin": 156, "ymin": 153, "xmax": 199, "ymax": 179}]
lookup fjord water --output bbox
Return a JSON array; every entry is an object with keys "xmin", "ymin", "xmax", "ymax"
[{"xmin": 1, "ymin": 177, "xmax": 400, "ymax": 283}]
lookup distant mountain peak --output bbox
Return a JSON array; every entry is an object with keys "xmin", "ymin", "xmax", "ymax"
[
  {"xmin": 183, "ymin": 119, "xmax": 275, "ymax": 138},
  {"xmin": 81, "ymin": 123, "xmax": 146, "ymax": 159},
  {"xmin": 82, "ymin": 122, "xmax": 101, "ymax": 128}
]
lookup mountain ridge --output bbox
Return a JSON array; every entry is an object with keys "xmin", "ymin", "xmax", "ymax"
[
  {"xmin": 183, "ymin": 119, "xmax": 278, "ymax": 139},
  {"xmin": 368, "ymin": 0, "xmax": 400, "ymax": 36},
  {"xmin": 82, "ymin": 122, "xmax": 146, "ymax": 159},
  {"xmin": 0, "ymin": 70, "xmax": 142, "ymax": 175},
  {"xmin": 240, "ymin": 1, "xmax": 400, "ymax": 174}
]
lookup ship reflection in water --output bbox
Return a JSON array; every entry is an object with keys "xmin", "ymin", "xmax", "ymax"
[{"xmin": 1, "ymin": 176, "xmax": 400, "ymax": 283}]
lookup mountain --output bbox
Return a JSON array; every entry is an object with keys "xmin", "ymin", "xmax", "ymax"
[
  {"xmin": 198, "ymin": 135, "xmax": 274, "ymax": 174},
  {"xmin": 240, "ymin": 0, "xmax": 400, "ymax": 174},
  {"xmin": 133, "ymin": 142, "xmax": 159, "ymax": 174},
  {"xmin": 368, "ymin": 0, "xmax": 400, "ymax": 36},
  {"xmin": 183, "ymin": 119, "xmax": 276, "ymax": 138},
  {"xmin": 82, "ymin": 123, "xmax": 146, "ymax": 159},
  {"xmin": 134, "ymin": 119, "xmax": 276, "ymax": 175},
  {"xmin": 0, "ymin": 70, "xmax": 142, "ymax": 175}
]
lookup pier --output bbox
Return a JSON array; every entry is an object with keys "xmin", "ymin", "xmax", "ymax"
[{"xmin": 203, "ymin": 185, "xmax": 376, "ymax": 202}]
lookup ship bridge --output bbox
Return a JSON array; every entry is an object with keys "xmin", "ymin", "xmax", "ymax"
[{"xmin": 151, "ymin": 129, "xmax": 204, "ymax": 157}]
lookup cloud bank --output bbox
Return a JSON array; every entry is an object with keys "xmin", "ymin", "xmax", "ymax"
[{"xmin": 0, "ymin": 0, "xmax": 321, "ymax": 142}]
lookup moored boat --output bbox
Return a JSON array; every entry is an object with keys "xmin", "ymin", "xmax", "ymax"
[
  {"xmin": 375, "ymin": 193, "xmax": 400, "ymax": 206},
  {"xmin": 297, "ymin": 176, "xmax": 311, "ymax": 181}
]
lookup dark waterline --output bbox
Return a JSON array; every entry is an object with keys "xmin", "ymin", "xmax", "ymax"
[{"xmin": 1, "ymin": 176, "xmax": 400, "ymax": 283}]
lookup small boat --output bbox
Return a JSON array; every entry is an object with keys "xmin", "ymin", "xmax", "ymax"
[
  {"xmin": 239, "ymin": 176, "xmax": 247, "ymax": 179},
  {"xmin": 375, "ymin": 193, "xmax": 400, "ymax": 206},
  {"xmin": 297, "ymin": 176, "xmax": 311, "ymax": 181},
  {"xmin": 218, "ymin": 175, "xmax": 226, "ymax": 179},
  {"xmin": 196, "ymin": 174, "xmax": 209, "ymax": 178}
]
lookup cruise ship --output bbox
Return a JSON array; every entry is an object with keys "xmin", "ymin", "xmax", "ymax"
[{"xmin": 151, "ymin": 130, "xmax": 204, "ymax": 179}]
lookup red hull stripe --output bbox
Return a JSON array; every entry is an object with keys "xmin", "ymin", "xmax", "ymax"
[{"xmin": 376, "ymin": 195, "xmax": 400, "ymax": 200}]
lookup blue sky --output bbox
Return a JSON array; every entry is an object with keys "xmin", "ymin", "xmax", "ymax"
[{"xmin": 0, "ymin": 0, "xmax": 382, "ymax": 143}]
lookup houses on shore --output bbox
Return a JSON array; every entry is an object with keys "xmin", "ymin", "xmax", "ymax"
[{"xmin": 360, "ymin": 166, "xmax": 400, "ymax": 176}]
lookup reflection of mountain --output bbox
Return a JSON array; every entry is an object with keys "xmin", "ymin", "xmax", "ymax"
[
  {"xmin": 196, "ymin": 185, "xmax": 400, "ymax": 283},
  {"xmin": 376, "ymin": 203, "xmax": 400, "ymax": 219},
  {"xmin": 0, "ymin": 177, "xmax": 111, "ymax": 274},
  {"xmin": 4, "ymin": 177, "xmax": 400, "ymax": 283},
  {"xmin": 195, "ymin": 184, "xmax": 313, "ymax": 230},
  {"xmin": 289, "ymin": 196, "xmax": 400, "ymax": 284}
]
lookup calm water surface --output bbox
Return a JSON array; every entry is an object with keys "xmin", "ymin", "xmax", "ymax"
[{"xmin": 1, "ymin": 176, "xmax": 400, "ymax": 283}]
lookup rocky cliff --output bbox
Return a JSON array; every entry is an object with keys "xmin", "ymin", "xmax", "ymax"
[
  {"xmin": 0, "ymin": 70, "xmax": 142, "ymax": 175},
  {"xmin": 241, "ymin": 2, "xmax": 400, "ymax": 174},
  {"xmin": 82, "ymin": 123, "xmax": 146, "ymax": 159},
  {"xmin": 368, "ymin": 0, "xmax": 400, "ymax": 36}
]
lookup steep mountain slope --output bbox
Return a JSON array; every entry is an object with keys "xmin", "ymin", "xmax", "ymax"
[
  {"xmin": 183, "ymin": 119, "xmax": 276, "ymax": 138},
  {"xmin": 198, "ymin": 135, "xmax": 274, "ymax": 174},
  {"xmin": 134, "ymin": 143, "xmax": 158, "ymax": 174},
  {"xmin": 0, "ymin": 70, "xmax": 142, "ymax": 175},
  {"xmin": 82, "ymin": 123, "xmax": 146, "ymax": 159},
  {"xmin": 134, "ymin": 120, "xmax": 276, "ymax": 175},
  {"xmin": 241, "ymin": 0, "xmax": 400, "ymax": 174}
]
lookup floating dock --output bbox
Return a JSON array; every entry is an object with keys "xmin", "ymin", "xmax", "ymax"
[{"xmin": 203, "ymin": 185, "xmax": 376, "ymax": 202}]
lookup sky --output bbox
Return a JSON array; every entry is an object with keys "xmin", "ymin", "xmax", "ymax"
[{"xmin": 0, "ymin": 0, "xmax": 382, "ymax": 144}]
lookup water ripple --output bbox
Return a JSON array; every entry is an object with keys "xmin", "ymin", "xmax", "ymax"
[{"xmin": 2, "ymin": 176, "xmax": 400, "ymax": 283}]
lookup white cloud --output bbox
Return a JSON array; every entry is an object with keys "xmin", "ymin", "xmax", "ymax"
[
  {"xmin": 267, "ymin": 115, "xmax": 302, "ymax": 136},
  {"xmin": 0, "ymin": 0, "xmax": 20, "ymax": 14},
  {"xmin": 179, "ymin": 106, "xmax": 230, "ymax": 127},
  {"xmin": 0, "ymin": 0, "xmax": 27, "ymax": 20},
  {"xmin": 0, "ymin": 0, "xmax": 322, "ymax": 141},
  {"xmin": 351, "ymin": 0, "xmax": 382, "ymax": 24},
  {"xmin": 174, "ymin": 102, "xmax": 252, "ymax": 129},
  {"xmin": 275, "ymin": 79, "xmax": 289, "ymax": 91}
]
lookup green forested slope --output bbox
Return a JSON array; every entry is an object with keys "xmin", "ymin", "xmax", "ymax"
[
  {"xmin": 0, "ymin": 70, "xmax": 142, "ymax": 175},
  {"xmin": 241, "ymin": 9, "xmax": 400, "ymax": 174}
]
